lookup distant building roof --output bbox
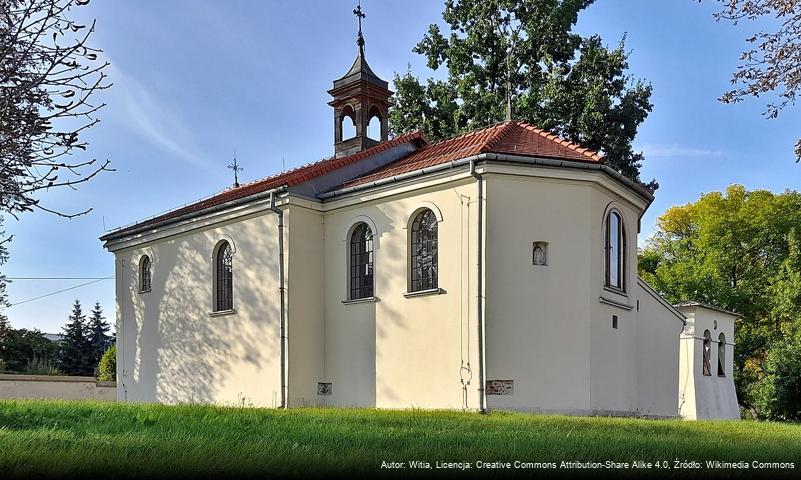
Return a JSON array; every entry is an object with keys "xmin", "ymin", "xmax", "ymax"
[{"xmin": 43, "ymin": 333, "xmax": 64, "ymax": 342}]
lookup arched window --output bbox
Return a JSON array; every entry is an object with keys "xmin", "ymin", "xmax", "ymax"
[
  {"xmin": 605, "ymin": 210, "xmax": 625, "ymax": 291},
  {"xmin": 340, "ymin": 105, "xmax": 356, "ymax": 140},
  {"xmin": 718, "ymin": 333, "xmax": 726, "ymax": 377},
  {"xmin": 139, "ymin": 255, "xmax": 152, "ymax": 293},
  {"xmin": 410, "ymin": 208, "xmax": 438, "ymax": 292},
  {"xmin": 214, "ymin": 241, "xmax": 234, "ymax": 312},
  {"xmin": 349, "ymin": 223, "xmax": 374, "ymax": 300},
  {"xmin": 702, "ymin": 329, "xmax": 712, "ymax": 376}
]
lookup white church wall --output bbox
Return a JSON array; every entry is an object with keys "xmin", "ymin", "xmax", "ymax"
[
  {"xmin": 113, "ymin": 211, "xmax": 283, "ymax": 407},
  {"xmin": 589, "ymin": 187, "xmax": 641, "ymax": 415},
  {"xmin": 677, "ymin": 305, "xmax": 740, "ymax": 420},
  {"xmin": 285, "ymin": 205, "xmax": 326, "ymax": 407},
  {"xmin": 483, "ymin": 173, "xmax": 595, "ymax": 412},
  {"xmin": 321, "ymin": 204, "xmax": 379, "ymax": 407},
  {"xmin": 634, "ymin": 280, "xmax": 682, "ymax": 417},
  {"xmin": 320, "ymin": 175, "xmax": 481, "ymax": 410}
]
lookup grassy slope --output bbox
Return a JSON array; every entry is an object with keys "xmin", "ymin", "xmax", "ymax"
[{"xmin": 0, "ymin": 400, "xmax": 799, "ymax": 478}]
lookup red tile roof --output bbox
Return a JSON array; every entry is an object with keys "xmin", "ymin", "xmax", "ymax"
[
  {"xmin": 340, "ymin": 121, "xmax": 603, "ymax": 188},
  {"xmin": 104, "ymin": 121, "xmax": 603, "ymax": 239},
  {"xmin": 103, "ymin": 130, "xmax": 426, "ymax": 238}
]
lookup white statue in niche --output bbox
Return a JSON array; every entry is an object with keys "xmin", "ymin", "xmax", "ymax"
[{"xmin": 533, "ymin": 242, "xmax": 547, "ymax": 266}]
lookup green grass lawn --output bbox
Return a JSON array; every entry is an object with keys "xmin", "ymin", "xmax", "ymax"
[{"xmin": 0, "ymin": 400, "xmax": 799, "ymax": 478}]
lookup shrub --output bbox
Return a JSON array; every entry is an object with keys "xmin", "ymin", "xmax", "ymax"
[
  {"xmin": 25, "ymin": 357, "xmax": 61, "ymax": 375},
  {"xmin": 97, "ymin": 344, "xmax": 116, "ymax": 381},
  {"xmin": 751, "ymin": 328, "xmax": 801, "ymax": 421}
]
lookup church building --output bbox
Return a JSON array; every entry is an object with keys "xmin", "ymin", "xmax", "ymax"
[{"xmin": 101, "ymin": 15, "xmax": 737, "ymax": 418}]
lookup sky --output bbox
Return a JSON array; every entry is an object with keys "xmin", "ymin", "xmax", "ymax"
[{"xmin": 4, "ymin": 0, "xmax": 800, "ymax": 333}]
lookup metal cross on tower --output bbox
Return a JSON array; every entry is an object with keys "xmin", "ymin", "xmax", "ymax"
[
  {"xmin": 353, "ymin": 2, "xmax": 366, "ymax": 55},
  {"xmin": 227, "ymin": 149, "xmax": 243, "ymax": 188}
]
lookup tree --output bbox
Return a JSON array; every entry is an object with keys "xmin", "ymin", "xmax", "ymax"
[
  {"xmin": 96, "ymin": 343, "xmax": 114, "ymax": 381},
  {"xmin": 711, "ymin": 0, "xmax": 801, "ymax": 161},
  {"xmin": 1, "ymin": 0, "xmax": 112, "ymax": 219},
  {"xmin": 59, "ymin": 299, "xmax": 92, "ymax": 375},
  {"xmin": 86, "ymin": 301, "xmax": 109, "ymax": 366},
  {"xmin": 750, "ymin": 325, "xmax": 801, "ymax": 421},
  {"xmin": 2, "ymin": 327, "xmax": 58, "ymax": 372},
  {"xmin": 0, "ymin": 219, "xmax": 10, "ymax": 368},
  {"xmin": 389, "ymin": 0, "xmax": 655, "ymax": 188},
  {"xmin": 639, "ymin": 184, "xmax": 801, "ymax": 415}
]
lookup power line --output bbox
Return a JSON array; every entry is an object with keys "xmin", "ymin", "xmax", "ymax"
[
  {"xmin": 7, "ymin": 276, "xmax": 113, "ymax": 280},
  {"xmin": 8, "ymin": 277, "xmax": 113, "ymax": 307}
]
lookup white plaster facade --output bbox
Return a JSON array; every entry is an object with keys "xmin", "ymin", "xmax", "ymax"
[
  {"xmin": 102, "ymin": 155, "xmax": 696, "ymax": 417},
  {"xmin": 101, "ymin": 48, "xmax": 737, "ymax": 418},
  {"xmin": 676, "ymin": 302, "xmax": 740, "ymax": 420}
]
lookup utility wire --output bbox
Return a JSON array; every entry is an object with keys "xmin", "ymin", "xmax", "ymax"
[
  {"xmin": 8, "ymin": 277, "xmax": 113, "ymax": 307},
  {"xmin": 7, "ymin": 276, "xmax": 113, "ymax": 280}
]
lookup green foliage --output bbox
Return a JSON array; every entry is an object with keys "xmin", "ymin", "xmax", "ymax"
[
  {"xmin": 0, "ymin": 401, "xmax": 800, "ymax": 477},
  {"xmin": 97, "ymin": 344, "xmax": 116, "ymax": 382},
  {"xmin": 639, "ymin": 185, "xmax": 801, "ymax": 416},
  {"xmin": 59, "ymin": 300, "xmax": 93, "ymax": 376},
  {"xmin": 0, "ymin": 220, "xmax": 11, "ymax": 370},
  {"xmin": 750, "ymin": 326, "xmax": 801, "ymax": 421},
  {"xmin": 1, "ymin": 328, "xmax": 59, "ymax": 373},
  {"xmin": 86, "ymin": 302, "xmax": 111, "ymax": 368},
  {"xmin": 24, "ymin": 357, "xmax": 61, "ymax": 376},
  {"xmin": 390, "ymin": 0, "xmax": 654, "ymax": 187}
]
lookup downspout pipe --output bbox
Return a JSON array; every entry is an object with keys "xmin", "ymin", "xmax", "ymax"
[
  {"xmin": 469, "ymin": 159, "xmax": 487, "ymax": 414},
  {"xmin": 270, "ymin": 191, "xmax": 287, "ymax": 409}
]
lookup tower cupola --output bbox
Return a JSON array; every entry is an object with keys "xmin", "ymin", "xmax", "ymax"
[{"xmin": 328, "ymin": 3, "xmax": 392, "ymax": 158}]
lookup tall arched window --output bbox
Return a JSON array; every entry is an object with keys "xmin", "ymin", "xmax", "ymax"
[
  {"xmin": 410, "ymin": 208, "xmax": 438, "ymax": 292},
  {"xmin": 605, "ymin": 210, "xmax": 625, "ymax": 291},
  {"xmin": 215, "ymin": 241, "xmax": 234, "ymax": 312},
  {"xmin": 702, "ymin": 329, "xmax": 712, "ymax": 376},
  {"xmin": 718, "ymin": 333, "xmax": 726, "ymax": 377},
  {"xmin": 139, "ymin": 255, "xmax": 152, "ymax": 293},
  {"xmin": 349, "ymin": 223, "xmax": 374, "ymax": 300}
]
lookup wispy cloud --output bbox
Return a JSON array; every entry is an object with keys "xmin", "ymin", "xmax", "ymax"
[
  {"xmin": 638, "ymin": 144, "xmax": 724, "ymax": 158},
  {"xmin": 109, "ymin": 64, "xmax": 211, "ymax": 169}
]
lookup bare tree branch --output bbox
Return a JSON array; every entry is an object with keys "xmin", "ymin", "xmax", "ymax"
[{"xmin": 1, "ymin": 0, "xmax": 111, "ymax": 217}]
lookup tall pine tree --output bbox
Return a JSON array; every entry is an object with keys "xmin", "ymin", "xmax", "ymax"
[
  {"xmin": 86, "ymin": 302, "xmax": 111, "ymax": 367},
  {"xmin": 60, "ymin": 299, "xmax": 92, "ymax": 375}
]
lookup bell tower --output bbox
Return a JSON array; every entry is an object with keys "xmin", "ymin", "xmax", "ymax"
[{"xmin": 328, "ymin": 3, "xmax": 392, "ymax": 158}]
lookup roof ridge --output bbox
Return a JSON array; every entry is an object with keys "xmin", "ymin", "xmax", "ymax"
[
  {"xmin": 514, "ymin": 121, "xmax": 604, "ymax": 162},
  {"xmin": 416, "ymin": 121, "xmax": 509, "ymax": 150},
  {"xmin": 479, "ymin": 120, "xmax": 516, "ymax": 153}
]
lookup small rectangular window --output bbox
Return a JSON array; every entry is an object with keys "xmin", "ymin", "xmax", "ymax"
[{"xmin": 612, "ymin": 315, "xmax": 618, "ymax": 329}]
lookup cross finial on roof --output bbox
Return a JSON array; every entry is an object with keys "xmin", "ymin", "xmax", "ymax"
[
  {"xmin": 227, "ymin": 149, "xmax": 243, "ymax": 188},
  {"xmin": 353, "ymin": 1, "xmax": 366, "ymax": 56}
]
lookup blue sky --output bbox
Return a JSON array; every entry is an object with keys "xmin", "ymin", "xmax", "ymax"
[{"xmin": 4, "ymin": 0, "xmax": 799, "ymax": 333}]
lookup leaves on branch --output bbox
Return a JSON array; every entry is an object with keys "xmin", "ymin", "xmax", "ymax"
[
  {"xmin": 389, "ymin": 0, "xmax": 656, "ymax": 189},
  {"xmin": 713, "ymin": 0, "xmax": 801, "ymax": 162}
]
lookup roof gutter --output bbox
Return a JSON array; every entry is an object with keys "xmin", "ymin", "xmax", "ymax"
[
  {"xmin": 101, "ymin": 186, "xmax": 290, "ymax": 245},
  {"xmin": 318, "ymin": 156, "xmax": 480, "ymax": 199},
  {"xmin": 318, "ymin": 153, "xmax": 654, "ymax": 206},
  {"xmin": 484, "ymin": 153, "xmax": 654, "ymax": 203}
]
